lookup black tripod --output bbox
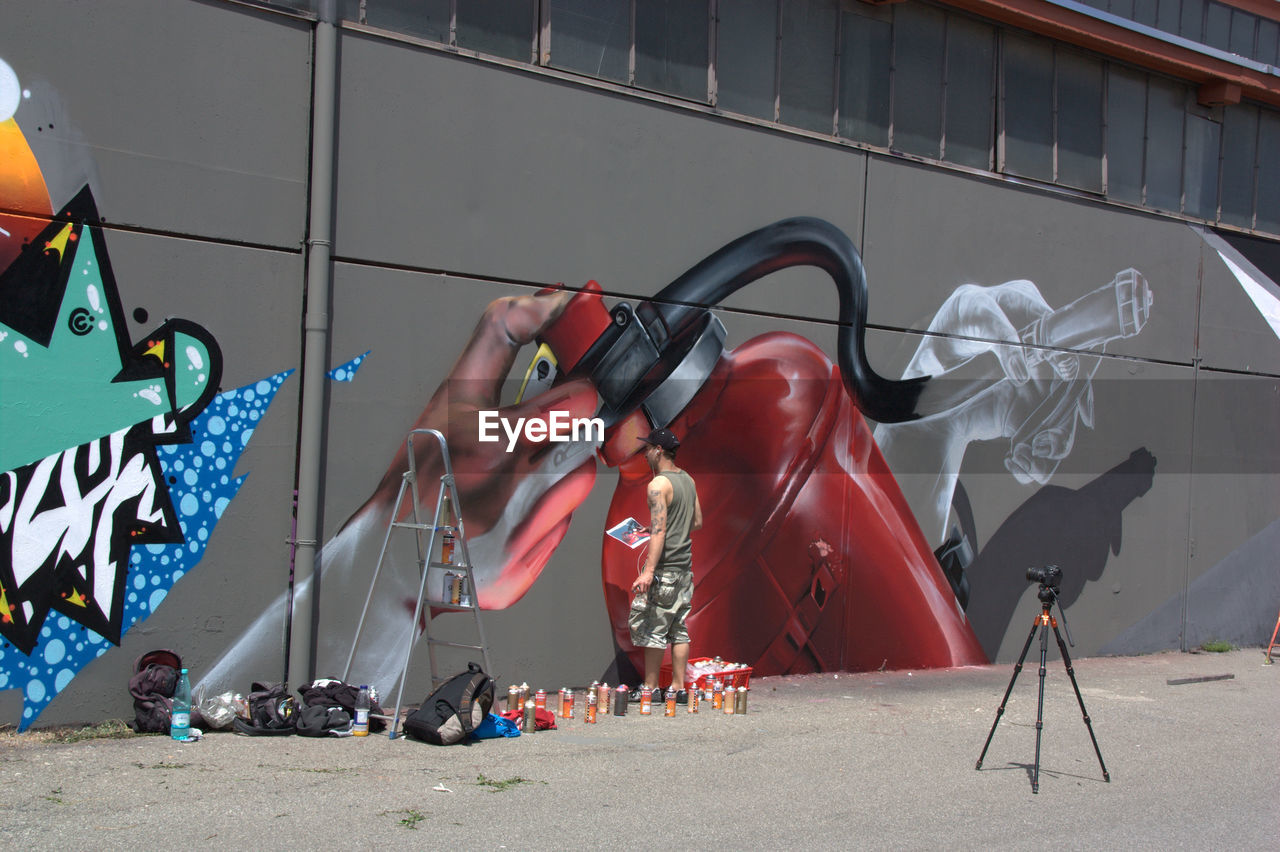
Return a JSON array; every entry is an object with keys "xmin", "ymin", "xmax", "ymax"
[{"xmin": 975, "ymin": 581, "xmax": 1110, "ymax": 793}]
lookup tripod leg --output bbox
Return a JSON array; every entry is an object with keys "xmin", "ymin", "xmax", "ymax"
[
  {"xmin": 976, "ymin": 614, "xmax": 1040, "ymax": 770},
  {"xmin": 1050, "ymin": 621, "xmax": 1111, "ymax": 782},
  {"xmin": 1031, "ymin": 614, "xmax": 1050, "ymax": 794}
]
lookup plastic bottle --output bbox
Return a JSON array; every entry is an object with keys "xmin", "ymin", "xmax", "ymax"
[
  {"xmin": 170, "ymin": 668, "xmax": 191, "ymax": 741},
  {"xmin": 354, "ymin": 685, "xmax": 370, "ymax": 736}
]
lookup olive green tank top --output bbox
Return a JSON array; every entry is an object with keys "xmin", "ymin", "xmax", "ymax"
[{"xmin": 658, "ymin": 469, "xmax": 697, "ymax": 573}]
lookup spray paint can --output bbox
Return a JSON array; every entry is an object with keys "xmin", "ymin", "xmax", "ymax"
[
  {"xmin": 734, "ymin": 686, "xmax": 748, "ymax": 715},
  {"xmin": 586, "ymin": 685, "xmax": 598, "ymax": 724},
  {"xmin": 565, "ymin": 688, "xmax": 575, "ymax": 720},
  {"xmin": 688, "ymin": 685, "xmax": 699, "ymax": 713},
  {"xmin": 722, "ymin": 686, "xmax": 736, "ymax": 715},
  {"xmin": 439, "ymin": 495, "xmax": 455, "ymax": 564},
  {"xmin": 639, "ymin": 687, "xmax": 652, "ymax": 715},
  {"xmin": 664, "ymin": 687, "xmax": 676, "ymax": 717},
  {"xmin": 451, "ymin": 572, "xmax": 470, "ymax": 607},
  {"xmin": 599, "ymin": 682, "xmax": 611, "ymax": 715},
  {"xmin": 712, "ymin": 679, "xmax": 724, "ymax": 711},
  {"xmin": 523, "ymin": 698, "xmax": 536, "ymax": 732},
  {"xmin": 507, "ymin": 684, "xmax": 520, "ymax": 714},
  {"xmin": 518, "ymin": 682, "xmax": 529, "ymax": 709},
  {"xmin": 613, "ymin": 684, "xmax": 628, "ymax": 716},
  {"xmin": 535, "ymin": 689, "xmax": 547, "ymax": 713}
]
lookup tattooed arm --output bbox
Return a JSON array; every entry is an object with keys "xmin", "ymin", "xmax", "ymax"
[{"xmin": 631, "ymin": 475, "xmax": 672, "ymax": 595}]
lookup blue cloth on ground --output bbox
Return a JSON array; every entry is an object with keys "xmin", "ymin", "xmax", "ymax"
[{"xmin": 470, "ymin": 712, "xmax": 521, "ymax": 739}]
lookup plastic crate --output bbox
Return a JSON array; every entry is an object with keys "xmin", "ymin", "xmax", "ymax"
[
  {"xmin": 686, "ymin": 658, "xmax": 752, "ymax": 691},
  {"xmin": 656, "ymin": 657, "xmax": 753, "ymax": 691}
]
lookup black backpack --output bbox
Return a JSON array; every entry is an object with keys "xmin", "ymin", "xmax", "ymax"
[
  {"xmin": 232, "ymin": 681, "xmax": 297, "ymax": 736},
  {"xmin": 403, "ymin": 662, "xmax": 494, "ymax": 745}
]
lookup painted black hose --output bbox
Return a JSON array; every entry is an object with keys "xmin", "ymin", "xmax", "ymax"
[{"xmin": 650, "ymin": 217, "xmax": 926, "ymax": 424}]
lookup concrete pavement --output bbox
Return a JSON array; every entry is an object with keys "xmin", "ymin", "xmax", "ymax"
[{"xmin": 0, "ymin": 647, "xmax": 1275, "ymax": 848}]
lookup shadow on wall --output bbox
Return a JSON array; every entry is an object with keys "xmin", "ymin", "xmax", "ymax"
[
  {"xmin": 1101, "ymin": 516, "xmax": 1280, "ymax": 654},
  {"xmin": 963, "ymin": 447, "xmax": 1157, "ymax": 661}
]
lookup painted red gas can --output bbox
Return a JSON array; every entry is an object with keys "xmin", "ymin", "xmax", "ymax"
[{"xmin": 540, "ymin": 222, "xmax": 987, "ymax": 680}]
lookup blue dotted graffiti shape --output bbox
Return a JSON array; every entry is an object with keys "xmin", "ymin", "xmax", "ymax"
[
  {"xmin": 0, "ymin": 369, "xmax": 294, "ymax": 730},
  {"xmin": 328, "ymin": 350, "xmax": 371, "ymax": 383}
]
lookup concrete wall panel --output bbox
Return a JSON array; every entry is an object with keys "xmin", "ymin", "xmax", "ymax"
[
  {"xmin": 862, "ymin": 157, "xmax": 1199, "ymax": 367},
  {"xmin": 333, "ymin": 32, "xmax": 865, "ymax": 323},
  {"xmin": 4, "ymin": 0, "xmax": 312, "ymax": 247}
]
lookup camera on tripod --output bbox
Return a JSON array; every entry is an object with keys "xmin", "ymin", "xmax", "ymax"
[
  {"xmin": 1026, "ymin": 564, "xmax": 1062, "ymax": 599},
  {"xmin": 977, "ymin": 560, "xmax": 1109, "ymax": 792}
]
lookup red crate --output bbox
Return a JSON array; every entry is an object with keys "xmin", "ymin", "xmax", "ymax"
[
  {"xmin": 686, "ymin": 658, "xmax": 752, "ymax": 691},
  {"xmin": 656, "ymin": 657, "xmax": 753, "ymax": 691}
]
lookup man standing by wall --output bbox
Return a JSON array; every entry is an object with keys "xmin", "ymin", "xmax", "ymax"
[{"xmin": 629, "ymin": 428, "xmax": 703, "ymax": 702}]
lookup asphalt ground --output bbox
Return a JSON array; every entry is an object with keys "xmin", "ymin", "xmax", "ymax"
[{"xmin": 0, "ymin": 647, "xmax": 1275, "ymax": 849}]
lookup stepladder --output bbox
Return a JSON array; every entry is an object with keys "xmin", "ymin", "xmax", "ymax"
[{"xmin": 342, "ymin": 429, "xmax": 493, "ymax": 737}]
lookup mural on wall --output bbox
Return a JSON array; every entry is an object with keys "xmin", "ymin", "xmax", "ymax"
[
  {"xmin": 0, "ymin": 58, "xmax": 287, "ymax": 729},
  {"xmin": 872, "ymin": 269, "xmax": 1158, "ymax": 660},
  {"xmin": 202, "ymin": 217, "xmax": 1161, "ymax": 693},
  {"xmin": 873, "ymin": 270, "xmax": 1153, "ymax": 545},
  {"xmin": 200, "ymin": 289, "xmax": 605, "ymax": 695}
]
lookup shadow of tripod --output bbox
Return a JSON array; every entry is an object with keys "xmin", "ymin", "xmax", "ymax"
[{"xmin": 975, "ymin": 566, "xmax": 1110, "ymax": 793}]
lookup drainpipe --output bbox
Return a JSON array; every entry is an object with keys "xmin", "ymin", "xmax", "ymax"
[{"xmin": 289, "ymin": 0, "xmax": 339, "ymax": 689}]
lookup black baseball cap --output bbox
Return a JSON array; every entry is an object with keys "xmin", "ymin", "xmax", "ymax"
[{"xmin": 639, "ymin": 428, "xmax": 680, "ymax": 452}]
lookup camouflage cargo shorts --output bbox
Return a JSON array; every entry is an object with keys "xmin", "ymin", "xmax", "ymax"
[{"xmin": 628, "ymin": 570, "xmax": 694, "ymax": 649}]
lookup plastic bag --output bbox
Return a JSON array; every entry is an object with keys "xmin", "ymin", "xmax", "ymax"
[{"xmin": 195, "ymin": 688, "xmax": 245, "ymax": 730}]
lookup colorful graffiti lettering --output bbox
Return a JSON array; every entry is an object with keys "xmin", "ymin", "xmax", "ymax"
[{"xmin": 0, "ymin": 57, "xmax": 287, "ymax": 729}]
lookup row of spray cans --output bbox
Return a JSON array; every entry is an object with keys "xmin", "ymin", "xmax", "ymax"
[{"xmin": 505, "ymin": 679, "xmax": 748, "ymax": 727}]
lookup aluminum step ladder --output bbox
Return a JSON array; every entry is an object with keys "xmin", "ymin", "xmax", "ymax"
[{"xmin": 342, "ymin": 428, "xmax": 492, "ymax": 738}]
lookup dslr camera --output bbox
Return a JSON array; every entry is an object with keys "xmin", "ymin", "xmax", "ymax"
[{"xmin": 1025, "ymin": 564, "xmax": 1063, "ymax": 589}]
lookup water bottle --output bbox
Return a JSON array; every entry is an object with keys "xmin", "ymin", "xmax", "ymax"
[
  {"xmin": 170, "ymin": 668, "xmax": 192, "ymax": 741},
  {"xmin": 354, "ymin": 685, "xmax": 370, "ymax": 736}
]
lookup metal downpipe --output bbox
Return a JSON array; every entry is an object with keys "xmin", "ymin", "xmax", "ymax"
[{"xmin": 289, "ymin": 0, "xmax": 339, "ymax": 688}]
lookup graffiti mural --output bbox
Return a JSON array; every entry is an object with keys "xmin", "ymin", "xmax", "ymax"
[
  {"xmin": 200, "ymin": 291, "xmax": 602, "ymax": 696},
  {"xmin": 0, "ymin": 57, "xmax": 286, "ymax": 729},
  {"xmin": 211, "ymin": 218, "xmax": 1156, "ymax": 692},
  {"xmin": 873, "ymin": 270, "xmax": 1153, "ymax": 545},
  {"xmin": 196, "ymin": 212, "xmax": 1175, "ymax": 698}
]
